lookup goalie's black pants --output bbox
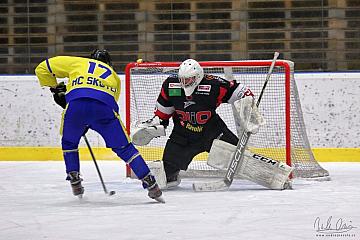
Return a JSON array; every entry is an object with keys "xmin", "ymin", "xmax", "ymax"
[{"xmin": 163, "ymin": 122, "xmax": 238, "ymax": 180}]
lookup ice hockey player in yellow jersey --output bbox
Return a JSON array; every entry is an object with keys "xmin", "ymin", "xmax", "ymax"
[{"xmin": 35, "ymin": 49, "xmax": 164, "ymax": 203}]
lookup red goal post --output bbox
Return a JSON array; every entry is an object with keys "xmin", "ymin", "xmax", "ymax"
[{"xmin": 124, "ymin": 60, "xmax": 329, "ymax": 179}]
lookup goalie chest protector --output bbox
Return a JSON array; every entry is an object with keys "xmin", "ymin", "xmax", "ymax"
[{"xmin": 156, "ymin": 75, "xmax": 240, "ymax": 141}]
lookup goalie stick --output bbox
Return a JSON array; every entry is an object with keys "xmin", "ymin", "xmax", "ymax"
[{"xmin": 193, "ymin": 52, "xmax": 280, "ymax": 192}]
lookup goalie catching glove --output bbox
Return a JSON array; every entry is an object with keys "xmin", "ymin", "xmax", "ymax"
[
  {"xmin": 131, "ymin": 116, "xmax": 167, "ymax": 146},
  {"xmin": 233, "ymin": 96, "xmax": 265, "ymax": 134}
]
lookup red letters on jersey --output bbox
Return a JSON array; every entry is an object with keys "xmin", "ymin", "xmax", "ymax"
[{"xmin": 175, "ymin": 110, "xmax": 212, "ymax": 125}]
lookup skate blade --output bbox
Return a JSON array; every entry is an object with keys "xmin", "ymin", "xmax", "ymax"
[
  {"xmin": 154, "ymin": 196, "xmax": 165, "ymax": 203},
  {"xmin": 76, "ymin": 194, "xmax": 84, "ymax": 199}
]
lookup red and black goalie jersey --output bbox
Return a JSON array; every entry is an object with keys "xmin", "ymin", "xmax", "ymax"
[{"xmin": 154, "ymin": 74, "xmax": 253, "ymax": 143}]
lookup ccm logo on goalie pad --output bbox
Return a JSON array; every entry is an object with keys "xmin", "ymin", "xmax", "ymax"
[{"xmin": 252, "ymin": 154, "xmax": 277, "ymax": 165}]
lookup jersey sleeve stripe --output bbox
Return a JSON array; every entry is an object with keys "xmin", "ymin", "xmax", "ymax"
[
  {"xmin": 154, "ymin": 109, "xmax": 172, "ymax": 120},
  {"xmin": 45, "ymin": 59, "xmax": 55, "ymax": 77},
  {"xmin": 161, "ymin": 88, "xmax": 169, "ymax": 101},
  {"xmin": 157, "ymin": 94, "xmax": 173, "ymax": 108},
  {"xmin": 45, "ymin": 59, "xmax": 52, "ymax": 73},
  {"xmin": 216, "ymin": 86, "xmax": 228, "ymax": 107},
  {"xmin": 155, "ymin": 102, "xmax": 175, "ymax": 115}
]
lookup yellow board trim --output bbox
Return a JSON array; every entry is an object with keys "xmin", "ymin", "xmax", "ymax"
[
  {"xmin": 312, "ymin": 148, "xmax": 360, "ymax": 162},
  {"xmin": 0, "ymin": 147, "xmax": 359, "ymax": 162},
  {"xmin": 0, "ymin": 147, "xmax": 117, "ymax": 161}
]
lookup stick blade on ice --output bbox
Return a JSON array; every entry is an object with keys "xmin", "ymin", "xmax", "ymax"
[{"xmin": 192, "ymin": 180, "xmax": 229, "ymax": 192}]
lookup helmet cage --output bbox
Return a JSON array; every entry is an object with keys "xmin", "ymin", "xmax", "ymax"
[
  {"xmin": 179, "ymin": 76, "xmax": 197, "ymax": 88},
  {"xmin": 178, "ymin": 59, "xmax": 204, "ymax": 96}
]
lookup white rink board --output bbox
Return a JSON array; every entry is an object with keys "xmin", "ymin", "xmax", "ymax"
[{"xmin": 0, "ymin": 73, "xmax": 359, "ymax": 147}]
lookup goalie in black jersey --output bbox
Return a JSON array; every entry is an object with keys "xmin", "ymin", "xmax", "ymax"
[
  {"xmin": 133, "ymin": 58, "xmax": 293, "ymax": 190},
  {"xmin": 132, "ymin": 59, "xmax": 269, "ymax": 189}
]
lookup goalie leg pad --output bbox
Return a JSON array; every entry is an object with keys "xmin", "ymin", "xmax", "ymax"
[
  {"xmin": 239, "ymin": 152, "xmax": 293, "ymax": 190},
  {"xmin": 207, "ymin": 139, "xmax": 293, "ymax": 190},
  {"xmin": 132, "ymin": 160, "xmax": 180, "ymax": 190},
  {"xmin": 207, "ymin": 139, "xmax": 236, "ymax": 170},
  {"xmin": 147, "ymin": 161, "xmax": 167, "ymax": 189}
]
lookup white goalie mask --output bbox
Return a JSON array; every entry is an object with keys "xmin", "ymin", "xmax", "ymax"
[{"xmin": 178, "ymin": 59, "xmax": 204, "ymax": 96}]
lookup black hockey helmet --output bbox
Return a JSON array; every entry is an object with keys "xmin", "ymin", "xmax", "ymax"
[{"xmin": 90, "ymin": 49, "xmax": 112, "ymax": 67}]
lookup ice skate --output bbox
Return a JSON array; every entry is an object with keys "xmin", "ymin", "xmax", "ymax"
[
  {"xmin": 282, "ymin": 179, "xmax": 293, "ymax": 190},
  {"xmin": 67, "ymin": 171, "xmax": 84, "ymax": 198},
  {"xmin": 142, "ymin": 174, "xmax": 165, "ymax": 203},
  {"xmin": 166, "ymin": 172, "xmax": 181, "ymax": 189}
]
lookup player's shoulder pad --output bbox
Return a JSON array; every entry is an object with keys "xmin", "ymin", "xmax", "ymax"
[
  {"xmin": 204, "ymin": 74, "xmax": 228, "ymax": 83},
  {"xmin": 166, "ymin": 74, "xmax": 180, "ymax": 83},
  {"xmin": 204, "ymin": 75, "xmax": 233, "ymax": 89},
  {"xmin": 163, "ymin": 75, "xmax": 181, "ymax": 88}
]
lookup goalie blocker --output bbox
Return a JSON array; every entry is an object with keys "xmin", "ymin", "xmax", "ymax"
[{"xmin": 207, "ymin": 139, "xmax": 293, "ymax": 190}]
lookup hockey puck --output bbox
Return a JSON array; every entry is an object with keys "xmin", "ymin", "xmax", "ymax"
[{"xmin": 109, "ymin": 190, "xmax": 116, "ymax": 196}]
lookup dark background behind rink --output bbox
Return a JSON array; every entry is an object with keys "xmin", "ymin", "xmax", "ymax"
[{"xmin": 0, "ymin": 0, "xmax": 359, "ymax": 73}]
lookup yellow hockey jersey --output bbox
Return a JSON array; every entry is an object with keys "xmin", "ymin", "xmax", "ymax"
[{"xmin": 35, "ymin": 56, "xmax": 121, "ymax": 112}]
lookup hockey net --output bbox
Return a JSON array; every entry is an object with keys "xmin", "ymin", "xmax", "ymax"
[{"xmin": 125, "ymin": 60, "xmax": 329, "ymax": 179}]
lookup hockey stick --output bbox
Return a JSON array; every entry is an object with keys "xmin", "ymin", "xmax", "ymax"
[
  {"xmin": 193, "ymin": 52, "xmax": 280, "ymax": 192},
  {"xmin": 83, "ymin": 135, "xmax": 116, "ymax": 196}
]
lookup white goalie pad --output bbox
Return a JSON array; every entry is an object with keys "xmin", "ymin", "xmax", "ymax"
[
  {"xmin": 129, "ymin": 160, "xmax": 167, "ymax": 189},
  {"xmin": 131, "ymin": 116, "xmax": 166, "ymax": 146},
  {"xmin": 233, "ymin": 96, "xmax": 265, "ymax": 134},
  {"xmin": 147, "ymin": 160, "xmax": 167, "ymax": 190},
  {"xmin": 207, "ymin": 139, "xmax": 293, "ymax": 190}
]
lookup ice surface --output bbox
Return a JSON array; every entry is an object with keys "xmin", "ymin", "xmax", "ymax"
[{"xmin": 0, "ymin": 161, "xmax": 359, "ymax": 240}]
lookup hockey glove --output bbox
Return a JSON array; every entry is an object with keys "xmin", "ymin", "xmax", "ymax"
[
  {"xmin": 131, "ymin": 116, "xmax": 167, "ymax": 146},
  {"xmin": 233, "ymin": 96, "xmax": 265, "ymax": 134},
  {"xmin": 50, "ymin": 82, "xmax": 67, "ymax": 109}
]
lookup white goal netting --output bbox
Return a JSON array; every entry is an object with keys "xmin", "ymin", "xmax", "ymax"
[{"xmin": 125, "ymin": 60, "xmax": 329, "ymax": 179}]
